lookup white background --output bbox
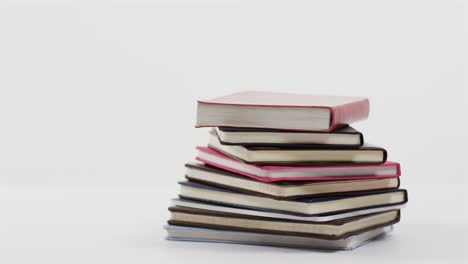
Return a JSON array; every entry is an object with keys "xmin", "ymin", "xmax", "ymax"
[{"xmin": 1, "ymin": 0, "xmax": 467, "ymax": 263}]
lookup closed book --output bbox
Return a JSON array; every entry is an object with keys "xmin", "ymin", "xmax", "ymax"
[
  {"xmin": 171, "ymin": 198, "xmax": 406, "ymax": 222},
  {"xmin": 196, "ymin": 91, "xmax": 369, "ymax": 132},
  {"xmin": 208, "ymin": 129, "xmax": 386, "ymax": 165},
  {"xmin": 168, "ymin": 206, "xmax": 400, "ymax": 240},
  {"xmin": 178, "ymin": 181, "xmax": 408, "ymax": 216},
  {"xmin": 185, "ymin": 163, "xmax": 400, "ymax": 199},
  {"xmin": 215, "ymin": 126, "xmax": 364, "ymax": 148},
  {"xmin": 196, "ymin": 146, "xmax": 401, "ymax": 182},
  {"xmin": 165, "ymin": 225, "xmax": 393, "ymax": 250}
]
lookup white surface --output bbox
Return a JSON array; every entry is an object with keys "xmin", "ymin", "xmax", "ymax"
[{"xmin": 0, "ymin": 0, "xmax": 467, "ymax": 263}]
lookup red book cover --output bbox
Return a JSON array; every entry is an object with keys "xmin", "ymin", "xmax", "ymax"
[
  {"xmin": 195, "ymin": 146, "xmax": 401, "ymax": 182},
  {"xmin": 196, "ymin": 91, "xmax": 369, "ymax": 131}
]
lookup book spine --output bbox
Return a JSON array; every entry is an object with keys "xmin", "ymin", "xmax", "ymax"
[{"xmin": 329, "ymin": 98, "xmax": 370, "ymax": 131}]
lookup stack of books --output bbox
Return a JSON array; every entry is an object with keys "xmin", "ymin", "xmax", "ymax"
[{"xmin": 166, "ymin": 91, "xmax": 408, "ymax": 250}]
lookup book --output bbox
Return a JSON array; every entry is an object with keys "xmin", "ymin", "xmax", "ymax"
[
  {"xmin": 196, "ymin": 146, "xmax": 401, "ymax": 182},
  {"xmin": 215, "ymin": 126, "xmax": 364, "ymax": 148},
  {"xmin": 185, "ymin": 163, "xmax": 400, "ymax": 199},
  {"xmin": 178, "ymin": 181, "xmax": 408, "ymax": 216},
  {"xmin": 171, "ymin": 198, "xmax": 406, "ymax": 222},
  {"xmin": 196, "ymin": 91, "xmax": 369, "ymax": 132},
  {"xmin": 165, "ymin": 225, "xmax": 393, "ymax": 250},
  {"xmin": 168, "ymin": 206, "xmax": 400, "ymax": 240},
  {"xmin": 208, "ymin": 130, "xmax": 386, "ymax": 165}
]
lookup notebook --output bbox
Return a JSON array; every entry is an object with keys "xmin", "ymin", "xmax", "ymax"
[
  {"xmin": 165, "ymin": 225, "xmax": 393, "ymax": 250},
  {"xmin": 168, "ymin": 206, "xmax": 400, "ymax": 240},
  {"xmin": 196, "ymin": 146, "xmax": 401, "ymax": 182},
  {"xmin": 196, "ymin": 91, "xmax": 369, "ymax": 131},
  {"xmin": 172, "ymin": 198, "xmax": 406, "ymax": 222},
  {"xmin": 208, "ymin": 129, "xmax": 386, "ymax": 165},
  {"xmin": 215, "ymin": 126, "xmax": 364, "ymax": 148},
  {"xmin": 185, "ymin": 163, "xmax": 400, "ymax": 199},
  {"xmin": 178, "ymin": 181, "xmax": 408, "ymax": 216}
]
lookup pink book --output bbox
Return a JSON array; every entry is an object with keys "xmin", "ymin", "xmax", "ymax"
[
  {"xmin": 195, "ymin": 146, "xmax": 401, "ymax": 182},
  {"xmin": 196, "ymin": 91, "xmax": 369, "ymax": 132}
]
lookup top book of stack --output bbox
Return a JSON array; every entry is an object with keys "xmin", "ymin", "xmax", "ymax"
[{"xmin": 196, "ymin": 91, "xmax": 369, "ymax": 132}]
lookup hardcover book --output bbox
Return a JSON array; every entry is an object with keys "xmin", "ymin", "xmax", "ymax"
[
  {"xmin": 208, "ymin": 129, "xmax": 387, "ymax": 165},
  {"xmin": 215, "ymin": 126, "xmax": 364, "ymax": 148},
  {"xmin": 171, "ymin": 198, "xmax": 404, "ymax": 222},
  {"xmin": 196, "ymin": 91, "xmax": 369, "ymax": 132},
  {"xmin": 196, "ymin": 146, "xmax": 401, "ymax": 182},
  {"xmin": 171, "ymin": 198, "xmax": 406, "ymax": 222},
  {"xmin": 178, "ymin": 181, "xmax": 408, "ymax": 216},
  {"xmin": 168, "ymin": 206, "xmax": 400, "ymax": 240},
  {"xmin": 165, "ymin": 225, "xmax": 393, "ymax": 250},
  {"xmin": 186, "ymin": 163, "xmax": 400, "ymax": 199}
]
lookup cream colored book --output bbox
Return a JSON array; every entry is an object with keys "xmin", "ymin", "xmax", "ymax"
[{"xmin": 185, "ymin": 163, "xmax": 400, "ymax": 199}]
